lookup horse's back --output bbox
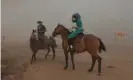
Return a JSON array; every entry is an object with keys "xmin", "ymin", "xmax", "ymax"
[
  {"xmin": 84, "ymin": 34, "xmax": 99, "ymax": 40},
  {"xmin": 84, "ymin": 33, "xmax": 100, "ymax": 50},
  {"xmin": 30, "ymin": 30, "xmax": 57, "ymax": 49}
]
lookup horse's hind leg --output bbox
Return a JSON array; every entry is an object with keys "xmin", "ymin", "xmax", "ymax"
[
  {"xmin": 97, "ymin": 55, "xmax": 102, "ymax": 75},
  {"xmin": 51, "ymin": 46, "xmax": 55, "ymax": 60},
  {"xmin": 45, "ymin": 47, "xmax": 50, "ymax": 60},
  {"xmin": 88, "ymin": 55, "xmax": 96, "ymax": 72}
]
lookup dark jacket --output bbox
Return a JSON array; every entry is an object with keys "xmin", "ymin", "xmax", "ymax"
[{"xmin": 37, "ymin": 24, "xmax": 46, "ymax": 33}]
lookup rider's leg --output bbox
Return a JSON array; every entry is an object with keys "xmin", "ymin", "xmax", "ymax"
[
  {"xmin": 68, "ymin": 31, "xmax": 77, "ymax": 39},
  {"xmin": 68, "ymin": 29, "xmax": 81, "ymax": 53}
]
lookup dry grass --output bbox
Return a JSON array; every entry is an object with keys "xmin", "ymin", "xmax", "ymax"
[{"xmin": 1, "ymin": 43, "xmax": 29, "ymax": 80}]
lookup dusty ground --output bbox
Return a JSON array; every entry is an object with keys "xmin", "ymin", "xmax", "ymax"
[{"xmin": 1, "ymin": 41, "xmax": 133, "ymax": 80}]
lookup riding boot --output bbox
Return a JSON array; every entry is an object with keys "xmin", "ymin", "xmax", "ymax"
[{"xmin": 68, "ymin": 39, "xmax": 75, "ymax": 53}]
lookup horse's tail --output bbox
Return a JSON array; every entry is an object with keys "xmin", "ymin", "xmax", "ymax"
[
  {"xmin": 98, "ymin": 38, "xmax": 106, "ymax": 53},
  {"xmin": 48, "ymin": 37, "xmax": 57, "ymax": 48}
]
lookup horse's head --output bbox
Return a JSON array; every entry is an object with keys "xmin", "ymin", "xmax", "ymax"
[
  {"xmin": 31, "ymin": 29, "xmax": 38, "ymax": 40},
  {"xmin": 32, "ymin": 29, "xmax": 36, "ymax": 33},
  {"xmin": 52, "ymin": 23, "xmax": 70, "ymax": 37}
]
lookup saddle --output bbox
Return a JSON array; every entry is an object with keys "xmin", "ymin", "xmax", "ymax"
[
  {"xmin": 38, "ymin": 34, "xmax": 47, "ymax": 46},
  {"xmin": 68, "ymin": 32, "xmax": 84, "ymax": 45},
  {"xmin": 68, "ymin": 33, "xmax": 84, "ymax": 53}
]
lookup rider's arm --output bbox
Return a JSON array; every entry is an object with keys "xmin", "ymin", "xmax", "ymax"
[
  {"xmin": 40, "ymin": 25, "xmax": 46, "ymax": 32},
  {"xmin": 72, "ymin": 23, "xmax": 77, "ymax": 29}
]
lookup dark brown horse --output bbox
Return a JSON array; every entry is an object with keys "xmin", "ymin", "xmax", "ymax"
[
  {"xmin": 30, "ymin": 29, "xmax": 57, "ymax": 64},
  {"xmin": 52, "ymin": 24, "xmax": 106, "ymax": 75}
]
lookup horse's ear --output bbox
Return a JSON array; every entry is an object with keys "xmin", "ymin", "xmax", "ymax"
[
  {"xmin": 58, "ymin": 23, "xmax": 60, "ymax": 26},
  {"xmin": 32, "ymin": 29, "xmax": 35, "ymax": 32}
]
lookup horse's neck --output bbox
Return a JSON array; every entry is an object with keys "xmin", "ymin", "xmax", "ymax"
[
  {"xmin": 31, "ymin": 32, "xmax": 38, "ymax": 40},
  {"xmin": 60, "ymin": 31, "xmax": 69, "ymax": 42}
]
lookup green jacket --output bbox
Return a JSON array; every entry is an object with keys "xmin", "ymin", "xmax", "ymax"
[
  {"xmin": 74, "ymin": 18, "xmax": 83, "ymax": 29},
  {"xmin": 68, "ymin": 18, "xmax": 83, "ymax": 39}
]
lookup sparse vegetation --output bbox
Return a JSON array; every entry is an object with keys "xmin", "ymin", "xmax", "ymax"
[{"xmin": 1, "ymin": 48, "xmax": 29, "ymax": 80}]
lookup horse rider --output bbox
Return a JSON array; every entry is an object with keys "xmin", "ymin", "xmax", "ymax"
[
  {"xmin": 37, "ymin": 21, "xmax": 46, "ymax": 41},
  {"xmin": 68, "ymin": 13, "xmax": 83, "ymax": 39},
  {"xmin": 67, "ymin": 13, "xmax": 84, "ymax": 51}
]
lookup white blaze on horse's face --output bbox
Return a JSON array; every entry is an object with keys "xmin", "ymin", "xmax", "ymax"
[{"xmin": 32, "ymin": 31, "xmax": 38, "ymax": 40}]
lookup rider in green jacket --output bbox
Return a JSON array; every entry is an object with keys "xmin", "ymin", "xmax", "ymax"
[{"xmin": 68, "ymin": 13, "xmax": 83, "ymax": 39}]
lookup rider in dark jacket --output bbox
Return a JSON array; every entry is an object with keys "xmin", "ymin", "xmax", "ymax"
[{"xmin": 37, "ymin": 21, "xmax": 46, "ymax": 40}]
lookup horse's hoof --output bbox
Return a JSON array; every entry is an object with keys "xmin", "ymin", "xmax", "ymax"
[
  {"xmin": 98, "ymin": 73, "xmax": 101, "ymax": 76},
  {"xmin": 63, "ymin": 66, "xmax": 68, "ymax": 70},
  {"xmin": 63, "ymin": 68, "xmax": 67, "ymax": 70},
  {"xmin": 88, "ymin": 69, "xmax": 93, "ymax": 72},
  {"xmin": 45, "ymin": 57, "xmax": 47, "ymax": 60},
  {"xmin": 72, "ymin": 68, "xmax": 75, "ymax": 71},
  {"xmin": 30, "ymin": 61, "xmax": 33, "ymax": 64}
]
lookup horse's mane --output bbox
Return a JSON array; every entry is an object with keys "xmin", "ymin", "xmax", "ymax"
[{"xmin": 60, "ymin": 24, "xmax": 71, "ymax": 34}]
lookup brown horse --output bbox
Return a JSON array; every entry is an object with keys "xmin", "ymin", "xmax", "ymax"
[
  {"xmin": 30, "ymin": 29, "xmax": 57, "ymax": 64},
  {"xmin": 52, "ymin": 24, "xmax": 106, "ymax": 75}
]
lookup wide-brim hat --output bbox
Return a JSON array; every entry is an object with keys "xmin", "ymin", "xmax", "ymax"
[{"xmin": 37, "ymin": 21, "xmax": 43, "ymax": 23}]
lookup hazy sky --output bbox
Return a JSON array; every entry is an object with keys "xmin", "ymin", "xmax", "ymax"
[{"xmin": 1, "ymin": 0, "xmax": 133, "ymax": 45}]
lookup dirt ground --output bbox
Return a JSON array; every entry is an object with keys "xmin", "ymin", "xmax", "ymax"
[{"xmin": 1, "ymin": 40, "xmax": 133, "ymax": 80}]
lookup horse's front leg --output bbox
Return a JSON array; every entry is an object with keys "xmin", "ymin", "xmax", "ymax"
[
  {"xmin": 70, "ymin": 51, "xmax": 75, "ymax": 70},
  {"xmin": 64, "ymin": 49, "xmax": 69, "ymax": 70},
  {"xmin": 51, "ymin": 46, "xmax": 56, "ymax": 60},
  {"xmin": 45, "ymin": 47, "xmax": 50, "ymax": 60},
  {"xmin": 31, "ymin": 50, "xmax": 37, "ymax": 64}
]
